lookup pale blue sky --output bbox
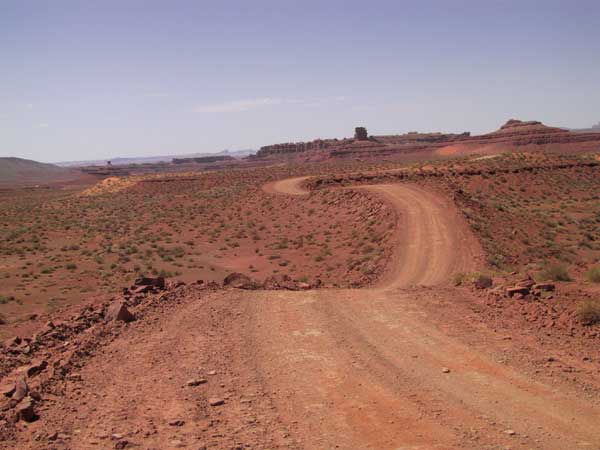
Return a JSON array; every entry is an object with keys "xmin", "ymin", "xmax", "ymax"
[{"xmin": 1, "ymin": 0, "xmax": 599, "ymax": 162}]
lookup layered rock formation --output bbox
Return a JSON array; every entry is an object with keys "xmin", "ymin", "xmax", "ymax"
[
  {"xmin": 329, "ymin": 120, "xmax": 600, "ymax": 160},
  {"xmin": 255, "ymin": 139, "xmax": 333, "ymax": 157},
  {"xmin": 252, "ymin": 119, "xmax": 600, "ymax": 163}
]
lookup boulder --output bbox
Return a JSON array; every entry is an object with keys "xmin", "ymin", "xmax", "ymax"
[
  {"xmin": 515, "ymin": 275, "xmax": 536, "ymax": 289},
  {"xmin": 208, "ymin": 398, "xmax": 224, "ymax": 406},
  {"xmin": 506, "ymin": 286, "xmax": 530, "ymax": 297},
  {"xmin": 474, "ymin": 275, "xmax": 493, "ymax": 289},
  {"xmin": 12, "ymin": 377, "xmax": 28, "ymax": 404},
  {"xmin": 134, "ymin": 276, "xmax": 165, "ymax": 290},
  {"xmin": 223, "ymin": 273, "xmax": 261, "ymax": 290},
  {"xmin": 105, "ymin": 301, "xmax": 135, "ymax": 323}
]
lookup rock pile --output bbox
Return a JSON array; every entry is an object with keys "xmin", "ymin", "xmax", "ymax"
[
  {"xmin": 505, "ymin": 275, "xmax": 555, "ymax": 300},
  {"xmin": 223, "ymin": 272, "xmax": 321, "ymax": 291},
  {"xmin": 0, "ymin": 275, "xmax": 183, "ymax": 431}
]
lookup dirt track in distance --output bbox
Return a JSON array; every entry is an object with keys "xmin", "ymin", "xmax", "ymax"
[{"xmin": 17, "ymin": 178, "xmax": 600, "ymax": 450}]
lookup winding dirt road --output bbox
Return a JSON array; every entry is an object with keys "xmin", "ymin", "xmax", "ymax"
[{"xmin": 18, "ymin": 179, "xmax": 600, "ymax": 450}]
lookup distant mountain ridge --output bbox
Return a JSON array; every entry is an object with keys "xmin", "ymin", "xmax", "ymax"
[
  {"xmin": 57, "ymin": 149, "xmax": 255, "ymax": 167},
  {"xmin": 570, "ymin": 122, "xmax": 600, "ymax": 133},
  {"xmin": 0, "ymin": 157, "xmax": 84, "ymax": 187}
]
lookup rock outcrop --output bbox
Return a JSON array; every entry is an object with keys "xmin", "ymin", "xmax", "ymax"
[
  {"xmin": 256, "ymin": 139, "xmax": 332, "ymax": 157},
  {"xmin": 354, "ymin": 127, "xmax": 368, "ymax": 140},
  {"xmin": 254, "ymin": 119, "xmax": 600, "ymax": 162}
]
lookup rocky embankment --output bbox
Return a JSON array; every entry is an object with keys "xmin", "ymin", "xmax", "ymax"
[{"xmin": 0, "ymin": 271, "xmax": 324, "ymax": 439}]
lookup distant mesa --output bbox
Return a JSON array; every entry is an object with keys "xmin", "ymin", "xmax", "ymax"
[
  {"xmin": 253, "ymin": 119, "xmax": 600, "ymax": 162},
  {"xmin": 499, "ymin": 119, "xmax": 543, "ymax": 130},
  {"xmin": 255, "ymin": 139, "xmax": 332, "ymax": 158},
  {"xmin": 172, "ymin": 155, "xmax": 234, "ymax": 164},
  {"xmin": 7, "ymin": 118, "xmax": 600, "ymax": 188},
  {"xmin": 493, "ymin": 119, "xmax": 564, "ymax": 135}
]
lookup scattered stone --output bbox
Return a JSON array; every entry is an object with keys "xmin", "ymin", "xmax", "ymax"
[
  {"xmin": 516, "ymin": 274, "xmax": 536, "ymax": 289},
  {"xmin": 26, "ymin": 359, "xmax": 48, "ymax": 377},
  {"xmin": 207, "ymin": 370, "xmax": 217, "ymax": 376},
  {"xmin": 12, "ymin": 377, "xmax": 29, "ymax": 403},
  {"xmin": 130, "ymin": 285, "xmax": 154, "ymax": 295},
  {"xmin": 506, "ymin": 286, "xmax": 530, "ymax": 297},
  {"xmin": 168, "ymin": 419, "xmax": 185, "ymax": 426},
  {"xmin": 208, "ymin": 398, "xmax": 224, "ymax": 406},
  {"xmin": 16, "ymin": 396, "xmax": 36, "ymax": 422},
  {"xmin": 186, "ymin": 379, "xmax": 207, "ymax": 387},
  {"xmin": 114, "ymin": 440, "xmax": 129, "ymax": 449},
  {"xmin": 442, "ymin": 368, "xmax": 451, "ymax": 373},
  {"xmin": 504, "ymin": 429, "xmax": 516, "ymax": 436},
  {"xmin": 105, "ymin": 301, "xmax": 135, "ymax": 323}
]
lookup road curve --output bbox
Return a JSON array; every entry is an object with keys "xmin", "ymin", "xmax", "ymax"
[
  {"xmin": 262, "ymin": 176, "xmax": 311, "ymax": 196},
  {"xmin": 245, "ymin": 176, "xmax": 600, "ymax": 449},
  {"xmin": 265, "ymin": 176, "xmax": 483, "ymax": 288}
]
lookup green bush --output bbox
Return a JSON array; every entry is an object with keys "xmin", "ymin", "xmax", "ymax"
[
  {"xmin": 540, "ymin": 264, "xmax": 571, "ymax": 282},
  {"xmin": 577, "ymin": 300, "xmax": 600, "ymax": 326},
  {"xmin": 586, "ymin": 266, "xmax": 600, "ymax": 283}
]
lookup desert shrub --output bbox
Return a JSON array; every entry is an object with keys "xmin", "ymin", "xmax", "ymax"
[
  {"xmin": 0, "ymin": 295, "xmax": 15, "ymax": 305},
  {"xmin": 586, "ymin": 266, "xmax": 600, "ymax": 283},
  {"xmin": 539, "ymin": 263, "xmax": 571, "ymax": 282},
  {"xmin": 452, "ymin": 272, "xmax": 466, "ymax": 286},
  {"xmin": 577, "ymin": 300, "xmax": 600, "ymax": 326}
]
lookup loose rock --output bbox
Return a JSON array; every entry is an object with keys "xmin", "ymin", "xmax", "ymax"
[
  {"xmin": 16, "ymin": 396, "xmax": 36, "ymax": 422},
  {"xmin": 105, "ymin": 301, "xmax": 135, "ymax": 323}
]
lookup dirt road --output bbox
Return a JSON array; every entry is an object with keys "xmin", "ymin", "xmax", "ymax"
[{"xmin": 17, "ymin": 179, "xmax": 600, "ymax": 450}]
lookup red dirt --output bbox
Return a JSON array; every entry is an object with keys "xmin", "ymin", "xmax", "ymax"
[
  {"xmin": 3, "ymin": 176, "xmax": 599, "ymax": 449},
  {"xmin": 0, "ymin": 169, "xmax": 396, "ymax": 337}
]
